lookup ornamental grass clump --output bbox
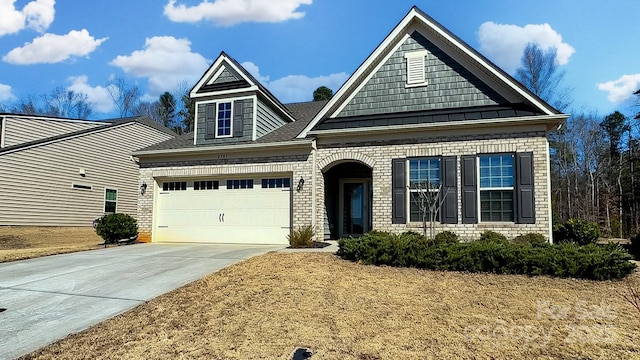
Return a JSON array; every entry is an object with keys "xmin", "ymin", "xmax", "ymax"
[{"xmin": 288, "ymin": 225, "xmax": 315, "ymax": 248}]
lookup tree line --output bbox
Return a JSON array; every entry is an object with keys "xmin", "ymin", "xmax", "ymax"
[
  {"xmin": 517, "ymin": 44, "xmax": 640, "ymax": 238},
  {"xmin": 0, "ymin": 74, "xmax": 195, "ymax": 134}
]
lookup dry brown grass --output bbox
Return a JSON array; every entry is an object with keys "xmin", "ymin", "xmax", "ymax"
[
  {"xmin": 0, "ymin": 226, "xmax": 102, "ymax": 263},
  {"xmin": 23, "ymin": 253, "xmax": 640, "ymax": 360}
]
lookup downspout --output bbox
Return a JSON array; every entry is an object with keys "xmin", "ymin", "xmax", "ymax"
[
  {"xmin": 546, "ymin": 138, "xmax": 553, "ymax": 243},
  {"xmin": 312, "ymin": 139, "xmax": 317, "ymax": 230},
  {"xmin": 0, "ymin": 116, "xmax": 6, "ymax": 148}
]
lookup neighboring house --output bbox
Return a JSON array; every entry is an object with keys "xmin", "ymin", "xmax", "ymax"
[
  {"xmin": 133, "ymin": 6, "xmax": 568, "ymax": 245},
  {"xmin": 0, "ymin": 114, "xmax": 175, "ymax": 226}
]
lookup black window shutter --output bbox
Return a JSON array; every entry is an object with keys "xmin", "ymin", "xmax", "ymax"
[
  {"xmin": 461, "ymin": 155, "xmax": 477, "ymax": 224},
  {"xmin": 516, "ymin": 152, "xmax": 535, "ymax": 224},
  {"xmin": 205, "ymin": 103, "xmax": 215, "ymax": 139},
  {"xmin": 392, "ymin": 158, "xmax": 406, "ymax": 224},
  {"xmin": 233, "ymin": 100, "xmax": 244, "ymax": 137},
  {"xmin": 440, "ymin": 156, "xmax": 458, "ymax": 224}
]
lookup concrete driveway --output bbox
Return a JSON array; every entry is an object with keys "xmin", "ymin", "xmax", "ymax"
[{"xmin": 0, "ymin": 243, "xmax": 282, "ymax": 359}]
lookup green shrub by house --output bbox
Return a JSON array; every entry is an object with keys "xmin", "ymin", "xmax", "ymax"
[
  {"xmin": 337, "ymin": 231, "xmax": 635, "ymax": 280},
  {"xmin": 478, "ymin": 230, "xmax": 509, "ymax": 244},
  {"xmin": 433, "ymin": 230, "xmax": 459, "ymax": 245},
  {"xmin": 512, "ymin": 233, "xmax": 549, "ymax": 247},
  {"xmin": 553, "ymin": 218, "xmax": 601, "ymax": 245},
  {"xmin": 94, "ymin": 213, "xmax": 138, "ymax": 245},
  {"xmin": 288, "ymin": 225, "xmax": 315, "ymax": 248}
]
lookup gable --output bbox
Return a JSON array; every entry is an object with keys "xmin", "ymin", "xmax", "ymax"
[
  {"xmin": 211, "ymin": 67, "xmax": 240, "ymax": 84},
  {"xmin": 335, "ymin": 31, "xmax": 507, "ymax": 118},
  {"xmin": 196, "ymin": 61, "xmax": 251, "ymax": 94},
  {"xmin": 298, "ymin": 6, "xmax": 566, "ymax": 138}
]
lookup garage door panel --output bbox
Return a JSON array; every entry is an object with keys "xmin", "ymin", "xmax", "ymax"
[{"xmin": 154, "ymin": 178, "xmax": 291, "ymax": 245}]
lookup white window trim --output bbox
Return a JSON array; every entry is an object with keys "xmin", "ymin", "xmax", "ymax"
[
  {"xmin": 216, "ymin": 102, "xmax": 233, "ymax": 138},
  {"xmin": 104, "ymin": 188, "xmax": 118, "ymax": 214},
  {"xmin": 477, "ymin": 154, "xmax": 515, "ymax": 223},
  {"xmin": 404, "ymin": 50, "xmax": 428, "ymax": 87}
]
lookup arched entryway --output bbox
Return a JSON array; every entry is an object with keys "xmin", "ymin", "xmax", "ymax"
[{"xmin": 323, "ymin": 161, "xmax": 373, "ymax": 239}]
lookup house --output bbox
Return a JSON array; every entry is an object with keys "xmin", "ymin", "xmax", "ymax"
[
  {"xmin": 0, "ymin": 114, "xmax": 175, "ymax": 226},
  {"xmin": 133, "ymin": 6, "xmax": 568, "ymax": 245}
]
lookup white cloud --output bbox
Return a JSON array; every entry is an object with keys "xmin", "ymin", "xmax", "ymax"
[
  {"xmin": 3, "ymin": 29, "xmax": 107, "ymax": 64},
  {"xmin": 597, "ymin": 74, "xmax": 640, "ymax": 103},
  {"xmin": 242, "ymin": 61, "xmax": 348, "ymax": 103},
  {"xmin": 164, "ymin": 0, "xmax": 312, "ymax": 26},
  {"xmin": 110, "ymin": 36, "xmax": 209, "ymax": 97},
  {"xmin": 477, "ymin": 22, "xmax": 575, "ymax": 73},
  {"xmin": 0, "ymin": 0, "xmax": 54, "ymax": 36},
  {"xmin": 0, "ymin": 83, "xmax": 16, "ymax": 102},
  {"xmin": 66, "ymin": 75, "xmax": 115, "ymax": 113}
]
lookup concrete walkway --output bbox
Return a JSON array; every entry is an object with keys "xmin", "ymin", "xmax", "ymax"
[{"xmin": 0, "ymin": 243, "xmax": 282, "ymax": 359}]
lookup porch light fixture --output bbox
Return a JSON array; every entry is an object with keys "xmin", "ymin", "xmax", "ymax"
[
  {"xmin": 296, "ymin": 177, "xmax": 305, "ymax": 192},
  {"xmin": 140, "ymin": 182, "xmax": 147, "ymax": 195}
]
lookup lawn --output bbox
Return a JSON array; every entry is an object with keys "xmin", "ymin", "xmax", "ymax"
[
  {"xmin": 0, "ymin": 226, "xmax": 102, "ymax": 263},
  {"xmin": 22, "ymin": 252, "xmax": 640, "ymax": 360}
]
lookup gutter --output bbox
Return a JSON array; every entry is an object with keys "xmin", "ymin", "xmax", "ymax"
[
  {"xmin": 307, "ymin": 114, "xmax": 569, "ymax": 137},
  {"xmin": 133, "ymin": 139, "xmax": 315, "ymax": 157}
]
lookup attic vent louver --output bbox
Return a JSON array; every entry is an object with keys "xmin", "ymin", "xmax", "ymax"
[{"xmin": 405, "ymin": 51, "xmax": 428, "ymax": 86}]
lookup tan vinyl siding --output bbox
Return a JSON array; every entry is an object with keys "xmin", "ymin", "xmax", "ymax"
[
  {"xmin": 2, "ymin": 117, "xmax": 106, "ymax": 148},
  {"xmin": 256, "ymin": 99, "xmax": 287, "ymax": 138},
  {"xmin": 0, "ymin": 122, "xmax": 173, "ymax": 226}
]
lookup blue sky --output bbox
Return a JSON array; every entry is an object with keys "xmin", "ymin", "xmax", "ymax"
[{"xmin": 0, "ymin": 0, "xmax": 638, "ymax": 119}]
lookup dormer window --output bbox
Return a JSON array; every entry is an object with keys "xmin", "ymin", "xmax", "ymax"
[
  {"xmin": 216, "ymin": 102, "xmax": 232, "ymax": 137},
  {"xmin": 405, "ymin": 51, "xmax": 428, "ymax": 87}
]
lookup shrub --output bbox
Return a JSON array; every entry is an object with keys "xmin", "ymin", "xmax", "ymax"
[
  {"xmin": 95, "ymin": 213, "xmax": 138, "ymax": 245},
  {"xmin": 479, "ymin": 230, "xmax": 509, "ymax": 244},
  {"xmin": 288, "ymin": 225, "xmax": 315, "ymax": 248},
  {"xmin": 337, "ymin": 231, "xmax": 635, "ymax": 280},
  {"xmin": 433, "ymin": 231, "xmax": 459, "ymax": 245},
  {"xmin": 553, "ymin": 219, "xmax": 601, "ymax": 245},
  {"xmin": 512, "ymin": 233, "xmax": 549, "ymax": 247}
]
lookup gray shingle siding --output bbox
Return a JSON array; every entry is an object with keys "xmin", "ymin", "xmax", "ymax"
[
  {"xmin": 195, "ymin": 99, "xmax": 253, "ymax": 145},
  {"xmin": 212, "ymin": 68, "xmax": 240, "ymax": 84},
  {"xmin": 256, "ymin": 99, "xmax": 287, "ymax": 138},
  {"xmin": 336, "ymin": 31, "xmax": 506, "ymax": 118}
]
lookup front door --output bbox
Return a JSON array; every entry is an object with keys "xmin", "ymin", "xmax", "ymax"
[{"xmin": 339, "ymin": 179, "xmax": 371, "ymax": 237}]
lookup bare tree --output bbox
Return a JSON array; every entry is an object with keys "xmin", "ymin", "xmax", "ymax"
[
  {"xmin": 107, "ymin": 74, "xmax": 140, "ymax": 118},
  {"xmin": 409, "ymin": 181, "xmax": 449, "ymax": 238},
  {"xmin": 42, "ymin": 87, "xmax": 93, "ymax": 119},
  {"xmin": 515, "ymin": 43, "xmax": 572, "ymax": 111}
]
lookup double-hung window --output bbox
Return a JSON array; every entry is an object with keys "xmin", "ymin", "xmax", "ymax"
[
  {"xmin": 216, "ymin": 102, "xmax": 232, "ymax": 137},
  {"xmin": 479, "ymin": 154, "xmax": 514, "ymax": 222},
  {"xmin": 104, "ymin": 189, "xmax": 117, "ymax": 213},
  {"xmin": 408, "ymin": 158, "xmax": 441, "ymax": 222}
]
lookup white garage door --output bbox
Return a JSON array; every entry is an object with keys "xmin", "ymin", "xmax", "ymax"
[{"xmin": 154, "ymin": 177, "xmax": 291, "ymax": 244}]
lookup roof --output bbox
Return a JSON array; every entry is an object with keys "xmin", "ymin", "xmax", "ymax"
[
  {"xmin": 257, "ymin": 101, "xmax": 328, "ymax": 143},
  {"xmin": 138, "ymin": 100, "xmax": 328, "ymax": 152},
  {"xmin": 0, "ymin": 115, "xmax": 175, "ymax": 154}
]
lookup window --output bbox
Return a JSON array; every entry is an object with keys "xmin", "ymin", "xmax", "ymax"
[
  {"xmin": 227, "ymin": 179, "xmax": 253, "ymax": 189},
  {"xmin": 404, "ymin": 51, "xmax": 428, "ymax": 86},
  {"xmin": 104, "ymin": 189, "xmax": 117, "ymax": 213},
  {"xmin": 194, "ymin": 180, "xmax": 219, "ymax": 190},
  {"xmin": 216, "ymin": 102, "xmax": 232, "ymax": 137},
  {"xmin": 261, "ymin": 178, "xmax": 291, "ymax": 189},
  {"xmin": 162, "ymin": 181, "xmax": 187, "ymax": 191},
  {"xmin": 408, "ymin": 158, "xmax": 440, "ymax": 222},
  {"xmin": 479, "ymin": 154, "xmax": 514, "ymax": 222}
]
